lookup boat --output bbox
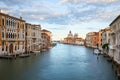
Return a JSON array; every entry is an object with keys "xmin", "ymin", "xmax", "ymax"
[
  {"xmin": 19, "ymin": 54, "xmax": 31, "ymax": 58},
  {"xmin": 41, "ymin": 49, "xmax": 47, "ymax": 52},
  {"xmin": 33, "ymin": 51, "xmax": 40, "ymax": 53},
  {"xmin": 0, "ymin": 55, "xmax": 14, "ymax": 59},
  {"xmin": 94, "ymin": 49, "xmax": 99, "ymax": 55}
]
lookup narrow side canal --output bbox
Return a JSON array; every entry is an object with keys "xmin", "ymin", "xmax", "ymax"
[{"xmin": 0, "ymin": 43, "xmax": 118, "ymax": 80}]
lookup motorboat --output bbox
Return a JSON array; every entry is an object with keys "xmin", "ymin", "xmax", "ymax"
[{"xmin": 94, "ymin": 48, "xmax": 99, "ymax": 55}]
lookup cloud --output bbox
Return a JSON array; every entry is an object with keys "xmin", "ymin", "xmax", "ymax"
[
  {"xmin": 61, "ymin": 0, "xmax": 119, "ymax": 3},
  {"xmin": 0, "ymin": 0, "xmax": 120, "ymax": 25}
]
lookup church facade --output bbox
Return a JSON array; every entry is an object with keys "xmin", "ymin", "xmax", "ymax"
[{"xmin": 63, "ymin": 31, "xmax": 84, "ymax": 45}]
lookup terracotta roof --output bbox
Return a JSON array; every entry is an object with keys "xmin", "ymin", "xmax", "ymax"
[{"xmin": 42, "ymin": 29, "xmax": 51, "ymax": 33}]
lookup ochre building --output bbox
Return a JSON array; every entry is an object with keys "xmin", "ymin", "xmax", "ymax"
[{"xmin": 0, "ymin": 12, "xmax": 25, "ymax": 55}]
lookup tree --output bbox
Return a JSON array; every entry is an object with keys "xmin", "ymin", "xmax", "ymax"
[{"xmin": 102, "ymin": 43, "xmax": 109, "ymax": 55}]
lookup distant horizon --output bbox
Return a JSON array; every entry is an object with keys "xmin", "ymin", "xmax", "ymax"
[{"xmin": 0, "ymin": 0, "xmax": 120, "ymax": 40}]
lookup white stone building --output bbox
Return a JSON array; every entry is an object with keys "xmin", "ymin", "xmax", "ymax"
[
  {"xmin": 25, "ymin": 23, "xmax": 42, "ymax": 53},
  {"xmin": 109, "ymin": 15, "xmax": 120, "ymax": 64},
  {"xmin": 102, "ymin": 27, "xmax": 111, "ymax": 46}
]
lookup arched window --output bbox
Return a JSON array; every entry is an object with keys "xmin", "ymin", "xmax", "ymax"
[
  {"xmin": 6, "ymin": 46, "xmax": 8, "ymax": 51},
  {"xmin": 2, "ymin": 18, "xmax": 4, "ymax": 26},
  {"xmin": 9, "ymin": 20, "xmax": 10, "ymax": 26},
  {"xmin": 6, "ymin": 20, "xmax": 8, "ymax": 26},
  {"xmin": 11, "ymin": 33, "xmax": 12, "ymax": 38},
  {"xmin": 13, "ymin": 34, "xmax": 14, "ymax": 38},
  {"xmin": 15, "ymin": 22, "xmax": 16, "ymax": 27},
  {"xmin": 18, "ymin": 23, "xmax": 19, "ymax": 28},
  {"xmin": 2, "ymin": 32, "xmax": 4, "ymax": 38},
  {"xmin": 9, "ymin": 33, "xmax": 10, "ymax": 38}
]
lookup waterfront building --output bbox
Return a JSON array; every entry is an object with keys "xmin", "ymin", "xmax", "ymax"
[
  {"xmin": 109, "ymin": 15, "xmax": 120, "ymax": 64},
  {"xmin": 98, "ymin": 29, "xmax": 104, "ymax": 49},
  {"xmin": 41, "ymin": 29, "xmax": 51, "ymax": 50},
  {"xmin": 102, "ymin": 27, "xmax": 111, "ymax": 46},
  {"xmin": 63, "ymin": 31, "xmax": 84, "ymax": 45},
  {"xmin": 63, "ymin": 31, "xmax": 74, "ymax": 44},
  {"xmin": 74, "ymin": 37, "xmax": 84, "ymax": 45},
  {"xmin": 101, "ymin": 27, "xmax": 111, "ymax": 54},
  {"xmin": 74, "ymin": 34, "xmax": 84, "ymax": 45},
  {"xmin": 0, "ymin": 11, "xmax": 25, "ymax": 55},
  {"xmin": 85, "ymin": 32, "xmax": 99, "ymax": 48},
  {"xmin": 25, "ymin": 23, "xmax": 41, "ymax": 53}
]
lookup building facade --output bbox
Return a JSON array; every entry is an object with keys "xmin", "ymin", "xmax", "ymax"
[
  {"xmin": 25, "ymin": 23, "xmax": 41, "ymax": 53},
  {"xmin": 63, "ymin": 31, "xmax": 74, "ymax": 44},
  {"xmin": 63, "ymin": 31, "xmax": 84, "ymax": 45},
  {"xmin": 109, "ymin": 15, "xmax": 120, "ymax": 64},
  {"xmin": 85, "ymin": 32, "xmax": 99, "ymax": 48},
  {"xmin": 98, "ymin": 29, "xmax": 104, "ymax": 49},
  {"xmin": 0, "ymin": 12, "xmax": 25, "ymax": 55},
  {"xmin": 102, "ymin": 27, "xmax": 111, "ymax": 46},
  {"xmin": 41, "ymin": 29, "xmax": 51, "ymax": 50}
]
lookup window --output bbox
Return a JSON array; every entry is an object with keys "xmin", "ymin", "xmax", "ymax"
[
  {"xmin": 6, "ymin": 20, "xmax": 8, "ymax": 26},
  {"xmin": 11, "ymin": 33, "xmax": 12, "ymax": 38},
  {"xmin": 2, "ymin": 18, "xmax": 4, "ymax": 26},
  {"xmin": 8, "ymin": 33, "xmax": 10, "ymax": 38},
  {"xmin": 2, "ymin": 48, "xmax": 4, "ymax": 51},
  {"xmin": 18, "ymin": 23, "xmax": 19, "ymax": 28},
  {"xmin": 2, "ymin": 42, "xmax": 4, "ymax": 51},
  {"xmin": 18, "ymin": 34, "xmax": 19, "ymax": 38},
  {"xmin": 23, "ymin": 43, "xmax": 24, "ymax": 49},
  {"xmin": 18, "ymin": 42, "xmax": 19, "ymax": 49},
  {"xmin": 9, "ymin": 20, "xmax": 10, "ymax": 26},
  {"xmin": 13, "ymin": 34, "xmax": 14, "ymax": 38},
  {"xmin": 6, "ymin": 46, "xmax": 8, "ymax": 51},
  {"xmin": 23, "ymin": 34, "xmax": 24, "ymax": 38},
  {"xmin": 26, "ymin": 32, "xmax": 27, "ymax": 36},
  {"xmin": 6, "ymin": 33, "xmax": 8, "ymax": 38},
  {"xmin": 15, "ymin": 22, "xmax": 16, "ymax": 27},
  {"xmin": 2, "ymin": 41, "xmax": 4, "ymax": 46},
  {"xmin": 2, "ymin": 32, "xmax": 4, "ymax": 38},
  {"xmin": 11, "ymin": 21, "xmax": 12, "ymax": 26},
  {"xmin": 23, "ymin": 24, "xmax": 25, "ymax": 30}
]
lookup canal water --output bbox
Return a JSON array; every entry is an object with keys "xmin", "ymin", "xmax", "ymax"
[{"xmin": 0, "ymin": 43, "xmax": 118, "ymax": 80}]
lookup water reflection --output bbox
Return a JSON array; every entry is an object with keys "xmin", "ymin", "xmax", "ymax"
[{"xmin": 0, "ymin": 43, "xmax": 118, "ymax": 80}]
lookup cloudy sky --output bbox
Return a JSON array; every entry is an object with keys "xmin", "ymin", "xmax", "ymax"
[{"xmin": 0, "ymin": 0, "xmax": 120, "ymax": 40}]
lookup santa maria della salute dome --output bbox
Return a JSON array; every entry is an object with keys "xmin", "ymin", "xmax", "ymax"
[
  {"xmin": 67, "ymin": 31, "xmax": 78, "ymax": 38},
  {"xmin": 68, "ymin": 31, "xmax": 73, "ymax": 38}
]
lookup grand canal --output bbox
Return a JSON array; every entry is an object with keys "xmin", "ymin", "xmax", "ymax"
[{"xmin": 0, "ymin": 43, "xmax": 118, "ymax": 80}]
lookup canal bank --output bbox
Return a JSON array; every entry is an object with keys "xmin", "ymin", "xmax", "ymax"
[{"xmin": 0, "ymin": 43, "xmax": 119, "ymax": 80}]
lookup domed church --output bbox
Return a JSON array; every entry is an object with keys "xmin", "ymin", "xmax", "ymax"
[
  {"xmin": 68, "ymin": 31, "xmax": 73, "ymax": 38},
  {"xmin": 63, "ymin": 31, "xmax": 84, "ymax": 45}
]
